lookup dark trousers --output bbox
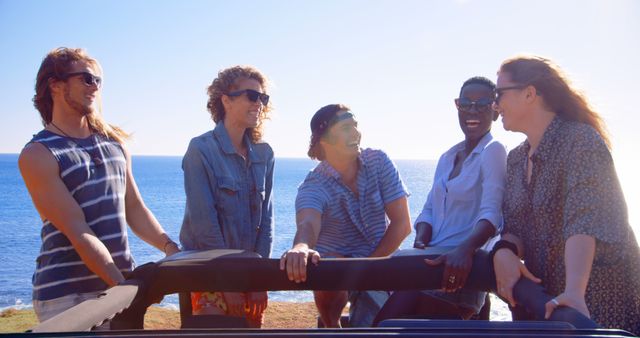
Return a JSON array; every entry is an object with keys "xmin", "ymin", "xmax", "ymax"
[{"xmin": 373, "ymin": 250, "xmax": 598, "ymax": 329}]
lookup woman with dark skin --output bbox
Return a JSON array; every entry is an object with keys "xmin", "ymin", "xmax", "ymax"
[{"xmin": 374, "ymin": 77, "xmax": 506, "ymax": 323}]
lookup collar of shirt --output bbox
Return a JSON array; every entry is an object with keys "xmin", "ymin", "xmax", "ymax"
[
  {"xmin": 315, "ymin": 153, "xmax": 367, "ymax": 182},
  {"xmin": 213, "ymin": 121, "xmax": 260, "ymax": 163},
  {"xmin": 526, "ymin": 116, "xmax": 564, "ymax": 163},
  {"xmin": 444, "ymin": 131, "xmax": 495, "ymax": 163}
]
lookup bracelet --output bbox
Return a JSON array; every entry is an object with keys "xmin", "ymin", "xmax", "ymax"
[
  {"xmin": 489, "ymin": 239, "xmax": 519, "ymax": 262},
  {"xmin": 163, "ymin": 239, "xmax": 179, "ymax": 253}
]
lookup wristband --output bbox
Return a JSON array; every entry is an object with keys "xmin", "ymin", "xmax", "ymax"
[{"xmin": 490, "ymin": 239, "xmax": 519, "ymax": 262}]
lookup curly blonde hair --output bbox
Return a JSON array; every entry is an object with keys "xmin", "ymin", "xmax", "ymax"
[{"xmin": 206, "ymin": 66, "xmax": 272, "ymax": 143}]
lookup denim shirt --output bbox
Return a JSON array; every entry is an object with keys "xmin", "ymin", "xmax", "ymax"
[
  {"xmin": 179, "ymin": 122, "xmax": 274, "ymax": 258},
  {"xmin": 415, "ymin": 132, "xmax": 506, "ymax": 248}
]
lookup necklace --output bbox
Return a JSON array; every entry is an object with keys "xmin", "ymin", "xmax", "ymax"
[{"xmin": 49, "ymin": 122, "xmax": 104, "ymax": 166}]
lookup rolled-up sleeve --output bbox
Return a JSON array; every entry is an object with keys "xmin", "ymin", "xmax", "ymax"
[
  {"xmin": 477, "ymin": 141, "xmax": 507, "ymax": 235},
  {"xmin": 415, "ymin": 187, "xmax": 435, "ymax": 227},
  {"xmin": 179, "ymin": 140, "xmax": 227, "ymax": 250},
  {"xmin": 415, "ymin": 153, "xmax": 447, "ymax": 227},
  {"xmin": 255, "ymin": 150, "xmax": 275, "ymax": 258}
]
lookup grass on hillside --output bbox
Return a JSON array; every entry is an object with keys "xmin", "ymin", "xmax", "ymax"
[{"xmin": 0, "ymin": 302, "xmax": 320, "ymax": 333}]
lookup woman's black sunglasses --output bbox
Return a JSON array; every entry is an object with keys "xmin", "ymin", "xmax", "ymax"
[
  {"xmin": 61, "ymin": 72, "xmax": 102, "ymax": 88},
  {"xmin": 455, "ymin": 97, "xmax": 494, "ymax": 113},
  {"xmin": 227, "ymin": 89, "xmax": 269, "ymax": 105}
]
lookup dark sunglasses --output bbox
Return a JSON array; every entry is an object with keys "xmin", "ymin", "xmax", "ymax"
[
  {"xmin": 61, "ymin": 72, "xmax": 102, "ymax": 88},
  {"xmin": 455, "ymin": 97, "xmax": 495, "ymax": 113},
  {"xmin": 495, "ymin": 85, "xmax": 527, "ymax": 103},
  {"xmin": 227, "ymin": 89, "xmax": 269, "ymax": 105}
]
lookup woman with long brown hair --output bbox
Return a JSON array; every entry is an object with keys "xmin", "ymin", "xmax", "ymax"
[{"xmin": 492, "ymin": 55, "xmax": 639, "ymax": 334}]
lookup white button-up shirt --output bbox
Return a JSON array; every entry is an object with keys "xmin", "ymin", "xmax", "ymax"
[{"xmin": 415, "ymin": 132, "xmax": 506, "ymax": 248}]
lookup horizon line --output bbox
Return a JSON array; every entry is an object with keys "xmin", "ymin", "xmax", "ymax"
[{"xmin": 0, "ymin": 153, "xmax": 436, "ymax": 161}]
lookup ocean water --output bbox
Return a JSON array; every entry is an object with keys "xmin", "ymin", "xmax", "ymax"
[{"xmin": 0, "ymin": 153, "xmax": 510, "ymax": 320}]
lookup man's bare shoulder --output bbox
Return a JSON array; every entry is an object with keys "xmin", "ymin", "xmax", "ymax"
[{"xmin": 18, "ymin": 142, "xmax": 58, "ymax": 176}]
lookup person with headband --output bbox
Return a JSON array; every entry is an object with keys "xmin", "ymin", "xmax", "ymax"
[
  {"xmin": 179, "ymin": 65, "xmax": 274, "ymax": 328},
  {"xmin": 279, "ymin": 104, "xmax": 412, "ymax": 327}
]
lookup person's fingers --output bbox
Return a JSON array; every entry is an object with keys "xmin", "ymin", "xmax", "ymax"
[
  {"xmin": 285, "ymin": 254, "xmax": 295, "ymax": 281},
  {"xmin": 520, "ymin": 265, "xmax": 542, "ymax": 283},
  {"xmin": 292, "ymin": 255, "xmax": 303, "ymax": 282},
  {"xmin": 294, "ymin": 254, "xmax": 307, "ymax": 282},
  {"xmin": 504, "ymin": 284, "xmax": 516, "ymax": 307},
  {"xmin": 433, "ymin": 256, "xmax": 454, "ymax": 290},
  {"xmin": 310, "ymin": 251, "xmax": 321, "ymax": 265},
  {"xmin": 496, "ymin": 281, "xmax": 516, "ymax": 307},
  {"xmin": 279, "ymin": 253, "xmax": 287, "ymax": 270},
  {"xmin": 443, "ymin": 269, "xmax": 455, "ymax": 292},
  {"xmin": 424, "ymin": 255, "xmax": 445, "ymax": 266},
  {"xmin": 545, "ymin": 298, "xmax": 560, "ymax": 319},
  {"xmin": 445, "ymin": 275, "xmax": 457, "ymax": 292},
  {"xmin": 451, "ymin": 265, "xmax": 466, "ymax": 290},
  {"xmin": 414, "ymin": 241, "xmax": 425, "ymax": 249},
  {"xmin": 289, "ymin": 255, "xmax": 299, "ymax": 282}
]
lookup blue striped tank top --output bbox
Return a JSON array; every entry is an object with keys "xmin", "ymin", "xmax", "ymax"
[{"xmin": 29, "ymin": 130, "xmax": 134, "ymax": 301}]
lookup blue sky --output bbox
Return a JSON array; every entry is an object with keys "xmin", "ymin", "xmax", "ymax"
[{"xmin": 1, "ymin": 0, "xmax": 639, "ymax": 226}]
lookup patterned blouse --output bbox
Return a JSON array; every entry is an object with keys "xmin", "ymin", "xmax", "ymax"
[{"xmin": 503, "ymin": 117, "xmax": 640, "ymax": 334}]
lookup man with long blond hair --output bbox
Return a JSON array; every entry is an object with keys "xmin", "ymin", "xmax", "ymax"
[{"xmin": 19, "ymin": 47, "xmax": 180, "ymax": 325}]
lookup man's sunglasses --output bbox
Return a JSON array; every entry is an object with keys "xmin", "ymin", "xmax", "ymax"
[
  {"xmin": 455, "ymin": 97, "xmax": 495, "ymax": 113},
  {"xmin": 61, "ymin": 72, "xmax": 102, "ymax": 88},
  {"xmin": 227, "ymin": 89, "xmax": 269, "ymax": 105}
]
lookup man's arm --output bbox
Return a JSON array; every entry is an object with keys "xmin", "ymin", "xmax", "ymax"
[
  {"xmin": 122, "ymin": 146, "xmax": 179, "ymax": 256},
  {"xmin": 370, "ymin": 196, "xmax": 411, "ymax": 257},
  {"xmin": 279, "ymin": 208, "xmax": 322, "ymax": 283},
  {"xmin": 18, "ymin": 143, "xmax": 125, "ymax": 286}
]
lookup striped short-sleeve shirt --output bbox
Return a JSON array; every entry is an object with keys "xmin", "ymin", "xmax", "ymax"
[
  {"xmin": 28, "ymin": 130, "xmax": 134, "ymax": 301},
  {"xmin": 295, "ymin": 148, "xmax": 409, "ymax": 258}
]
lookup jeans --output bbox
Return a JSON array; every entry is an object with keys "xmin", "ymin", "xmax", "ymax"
[{"xmin": 348, "ymin": 290, "xmax": 390, "ymax": 327}]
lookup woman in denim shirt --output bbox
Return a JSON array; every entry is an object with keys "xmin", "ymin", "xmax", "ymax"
[{"xmin": 179, "ymin": 66, "xmax": 274, "ymax": 327}]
